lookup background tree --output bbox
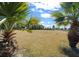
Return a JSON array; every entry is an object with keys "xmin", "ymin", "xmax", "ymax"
[
  {"xmin": 15, "ymin": 20, "xmax": 27, "ymax": 30},
  {"xmin": 0, "ymin": 2, "xmax": 29, "ymax": 57},
  {"xmin": 26, "ymin": 17, "xmax": 40, "ymax": 30},
  {"xmin": 52, "ymin": 25, "xmax": 55, "ymax": 30},
  {"xmin": 51, "ymin": 2, "xmax": 79, "ymax": 49}
]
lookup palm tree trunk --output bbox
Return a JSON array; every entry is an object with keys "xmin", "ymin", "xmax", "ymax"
[
  {"xmin": 68, "ymin": 20, "xmax": 79, "ymax": 48},
  {"xmin": 0, "ymin": 30, "xmax": 18, "ymax": 57}
]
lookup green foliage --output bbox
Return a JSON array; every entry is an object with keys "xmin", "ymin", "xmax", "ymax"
[
  {"xmin": 26, "ymin": 29, "xmax": 32, "ymax": 33},
  {"xmin": 51, "ymin": 2, "xmax": 79, "ymax": 26},
  {"xmin": 0, "ymin": 2, "xmax": 29, "ymax": 57},
  {"xmin": 28, "ymin": 24, "xmax": 44, "ymax": 30},
  {"xmin": 0, "ymin": 2, "xmax": 29, "ymax": 18},
  {"xmin": 0, "ymin": 2, "xmax": 29, "ymax": 31},
  {"xmin": 52, "ymin": 11, "xmax": 64, "ymax": 18},
  {"xmin": 29, "ymin": 17, "xmax": 40, "ymax": 25},
  {"xmin": 26, "ymin": 17, "xmax": 40, "ymax": 30}
]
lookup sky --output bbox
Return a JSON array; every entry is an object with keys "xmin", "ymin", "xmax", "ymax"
[{"xmin": 29, "ymin": 2, "xmax": 70, "ymax": 28}]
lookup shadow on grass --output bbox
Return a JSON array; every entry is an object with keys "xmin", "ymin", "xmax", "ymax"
[{"xmin": 60, "ymin": 47, "xmax": 79, "ymax": 57}]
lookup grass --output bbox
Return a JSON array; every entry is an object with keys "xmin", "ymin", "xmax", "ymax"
[{"xmin": 14, "ymin": 30, "xmax": 78, "ymax": 57}]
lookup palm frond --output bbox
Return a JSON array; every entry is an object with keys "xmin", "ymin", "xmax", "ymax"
[{"xmin": 52, "ymin": 11, "xmax": 64, "ymax": 18}]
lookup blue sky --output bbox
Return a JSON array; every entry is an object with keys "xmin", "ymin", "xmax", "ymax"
[{"xmin": 29, "ymin": 2, "xmax": 61, "ymax": 28}]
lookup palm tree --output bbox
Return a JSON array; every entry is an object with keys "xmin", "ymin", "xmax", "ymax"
[
  {"xmin": 51, "ymin": 2, "xmax": 79, "ymax": 49},
  {"xmin": 26, "ymin": 17, "xmax": 40, "ymax": 29},
  {"xmin": 0, "ymin": 2, "xmax": 29, "ymax": 57}
]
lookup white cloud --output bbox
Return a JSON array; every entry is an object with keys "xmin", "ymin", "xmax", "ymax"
[
  {"xmin": 39, "ymin": 21, "xmax": 44, "ymax": 24},
  {"xmin": 47, "ymin": 21, "xmax": 51, "ymax": 24},
  {"xmin": 31, "ymin": 2, "xmax": 61, "ymax": 10},
  {"xmin": 38, "ymin": 9, "xmax": 44, "ymax": 13},
  {"xmin": 45, "ymin": 25, "xmax": 50, "ymax": 27},
  {"xmin": 41, "ymin": 13, "xmax": 51, "ymax": 18},
  {"xmin": 31, "ymin": 8, "xmax": 35, "ymax": 11}
]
